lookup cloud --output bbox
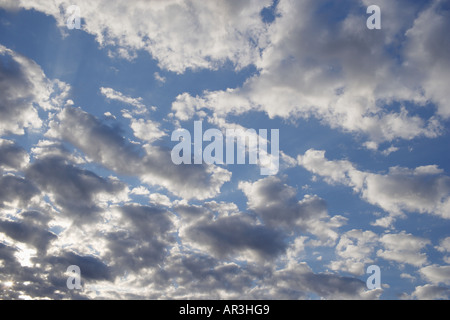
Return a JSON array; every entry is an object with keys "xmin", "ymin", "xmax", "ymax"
[
  {"xmin": 0, "ymin": 218, "xmax": 56, "ymax": 253},
  {"xmin": 47, "ymin": 106, "xmax": 231, "ymax": 200},
  {"xmin": 1, "ymin": 0, "xmax": 272, "ymax": 73},
  {"xmin": 0, "ymin": 140, "xmax": 29, "ymax": 173},
  {"xmin": 100, "ymin": 87, "xmax": 145, "ymax": 109},
  {"xmin": 257, "ymin": 263, "xmax": 381, "ymax": 300},
  {"xmin": 0, "ymin": 45, "xmax": 69, "ymax": 136},
  {"xmin": 181, "ymin": 215, "xmax": 287, "ymax": 261},
  {"xmin": 102, "ymin": 205, "xmax": 175, "ymax": 274},
  {"xmin": 405, "ymin": 284, "xmax": 450, "ymax": 300},
  {"xmin": 169, "ymin": 0, "xmax": 445, "ymax": 147},
  {"xmin": 298, "ymin": 149, "xmax": 450, "ymax": 224},
  {"xmin": 420, "ymin": 265, "xmax": 450, "ymax": 286},
  {"xmin": 26, "ymin": 156, "xmax": 128, "ymax": 223},
  {"xmin": 129, "ymin": 118, "xmax": 167, "ymax": 143},
  {"xmin": 329, "ymin": 229, "xmax": 379, "ymax": 275},
  {"xmin": 154, "ymin": 72, "xmax": 166, "ymax": 84},
  {"xmin": 404, "ymin": 0, "xmax": 450, "ymax": 117},
  {"xmin": 239, "ymin": 176, "xmax": 346, "ymax": 244},
  {"xmin": 47, "ymin": 251, "xmax": 112, "ymax": 282},
  {"xmin": 377, "ymin": 232, "xmax": 430, "ymax": 267},
  {"xmin": 0, "ymin": 175, "xmax": 40, "ymax": 210}
]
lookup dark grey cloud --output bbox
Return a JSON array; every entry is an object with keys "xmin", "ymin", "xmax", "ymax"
[
  {"xmin": 0, "ymin": 175, "xmax": 39, "ymax": 208},
  {"xmin": 183, "ymin": 215, "xmax": 286, "ymax": 260},
  {"xmin": 0, "ymin": 219, "xmax": 56, "ymax": 253},
  {"xmin": 0, "ymin": 140, "xmax": 28, "ymax": 172},
  {"xmin": 46, "ymin": 252, "xmax": 112, "ymax": 282},
  {"xmin": 266, "ymin": 265, "xmax": 380, "ymax": 300},
  {"xmin": 25, "ymin": 157, "xmax": 126, "ymax": 222},
  {"xmin": 102, "ymin": 205, "xmax": 175, "ymax": 274}
]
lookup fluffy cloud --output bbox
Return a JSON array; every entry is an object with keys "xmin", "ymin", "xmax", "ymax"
[
  {"xmin": 182, "ymin": 214, "xmax": 286, "ymax": 262},
  {"xmin": 403, "ymin": 0, "xmax": 450, "ymax": 117},
  {"xmin": 405, "ymin": 284, "xmax": 450, "ymax": 300},
  {"xmin": 330, "ymin": 229, "xmax": 432, "ymax": 274},
  {"xmin": 298, "ymin": 149, "xmax": 450, "ymax": 224},
  {"xmin": 330, "ymin": 229, "xmax": 379, "ymax": 275},
  {"xmin": 420, "ymin": 265, "xmax": 450, "ymax": 286},
  {"xmin": 3, "ymin": 0, "xmax": 448, "ymax": 146},
  {"xmin": 169, "ymin": 0, "xmax": 446, "ymax": 147},
  {"xmin": 377, "ymin": 232, "xmax": 430, "ymax": 267},
  {"xmin": 0, "ymin": 0, "xmax": 272, "ymax": 73},
  {"xmin": 239, "ymin": 176, "xmax": 346, "ymax": 244}
]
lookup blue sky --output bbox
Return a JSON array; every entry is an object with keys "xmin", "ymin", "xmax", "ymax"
[{"xmin": 0, "ymin": 0, "xmax": 449, "ymax": 300}]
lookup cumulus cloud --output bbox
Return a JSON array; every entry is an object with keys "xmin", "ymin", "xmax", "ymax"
[
  {"xmin": 240, "ymin": 176, "xmax": 346, "ymax": 244},
  {"xmin": 169, "ymin": 0, "xmax": 446, "ymax": 147},
  {"xmin": 298, "ymin": 149, "xmax": 450, "ymax": 224},
  {"xmin": 404, "ymin": 284, "xmax": 450, "ymax": 300},
  {"xmin": 377, "ymin": 232, "xmax": 430, "ymax": 267},
  {"xmin": 436, "ymin": 237, "xmax": 450, "ymax": 264},
  {"xmin": 329, "ymin": 229, "xmax": 379, "ymax": 275},
  {"xmin": 404, "ymin": 0, "xmax": 450, "ymax": 117},
  {"xmin": 182, "ymin": 215, "xmax": 286, "ymax": 261},
  {"xmin": 129, "ymin": 118, "xmax": 167, "ymax": 143},
  {"xmin": 420, "ymin": 265, "xmax": 450, "ymax": 286}
]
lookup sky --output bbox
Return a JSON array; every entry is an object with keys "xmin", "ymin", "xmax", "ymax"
[{"xmin": 0, "ymin": 0, "xmax": 449, "ymax": 300}]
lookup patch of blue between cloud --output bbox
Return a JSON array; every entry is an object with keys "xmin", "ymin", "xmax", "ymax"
[{"xmin": 260, "ymin": 0, "xmax": 280, "ymax": 24}]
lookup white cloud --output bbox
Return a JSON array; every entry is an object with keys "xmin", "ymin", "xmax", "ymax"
[
  {"xmin": 405, "ymin": 284, "xmax": 450, "ymax": 300},
  {"xmin": 403, "ymin": 0, "xmax": 450, "ymax": 118},
  {"xmin": 298, "ymin": 149, "xmax": 450, "ymax": 224},
  {"xmin": 149, "ymin": 193, "xmax": 172, "ymax": 207},
  {"xmin": 420, "ymin": 265, "xmax": 450, "ymax": 285},
  {"xmin": 130, "ymin": 186, "xmax": 150, "ymax": 196},
  {"xmin": 377, "ymin": 232, "xmax": 430, "ymax": 267},
  {"xmin": 130, "ymin": 118, "xmax": 166, "ymax": 143},
  {"xmin": 1, "ymin": 0, "xmax": 272, "ymax": 73},
  {"xmin": 329, "ymin": 229, "xmax": 379, "ymax": 275},
  {"xmin": 168, "ymin": 0, "xmax": 445, "ymax": 147},
  {"xmin": 100, "ymin": 87, "xmax": 145, "ymax": 109}
]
